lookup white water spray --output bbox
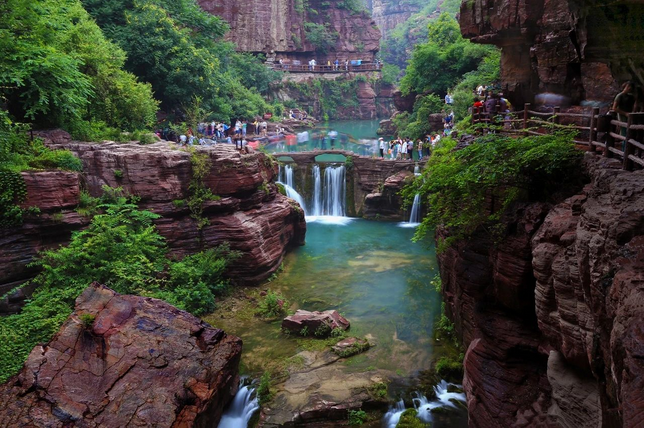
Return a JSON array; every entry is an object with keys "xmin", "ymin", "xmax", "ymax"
[
  {"xmin": 217, "ymin": 382, "xmax": 259, "ymax": 428},
  {"xmin": 384, "ymin": 380, "xmax": 466, "ymax": 427},
  {"xmin": 278, "ymin": 164, "xmax": 307, "ymax": 214}
]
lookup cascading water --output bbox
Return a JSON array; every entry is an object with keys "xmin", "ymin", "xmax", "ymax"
[
  {"xmin": 308, "ymin": 164, "xmax": 349, "ymax": 224},
  {"xmin": 414, "ymin": 380, "xmax": 467, "ymax": 423},
  {"xmin": 414, "ymin": 163, "xmax": 420, "ymax": 175},
  {"xmin": 217, "ymin": 381, "xmax": 259, "ymax": 428},
  {"xmin": 278, "ymin": 164, "xmax": 307, "ymax": 214},
  {"xmin": 311, "ymin": 164, "xmax": 322, "ymax": 216},
  {"xmin": 321, "ymin": 165, "xmax": 346, "ymax": 217},
  {"xmin": 408, "ymin": 194, "xmax": 421, "ymax": 223},
  {"xmin": 384, "ymin": 380, "xmax": 467, "ymax": 427},
  {"xmin": 383, "ymin": 399, "xmax": 406, "ymax": 428}
]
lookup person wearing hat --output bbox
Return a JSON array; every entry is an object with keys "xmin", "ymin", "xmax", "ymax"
[{"xmin": 378, "ymin": 137, "xmax": 386, "ymax": 158}]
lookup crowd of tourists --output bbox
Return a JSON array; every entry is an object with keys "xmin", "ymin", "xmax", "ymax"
[
  {"xmin": 472, "ymin": 86, "xmax": 512, "ymax": 123},
  {"xmin": 377, "ymin": 135, "xmax": 441, "ymax": 161}
]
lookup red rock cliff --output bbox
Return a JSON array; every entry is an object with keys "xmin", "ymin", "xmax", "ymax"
[
  {"xmin": 438, "ymin": 154, "xmax": 643, "ymax": 427},
  {"xmin": 459, "ymin": 0, "xmax": 644, "ymax": 108},
  {"xmin": 198, "ymin": 0, "xmax": 381, "ymax": 63},
  {"xmin": 0, "ymin": 137, "xmax": 306, "ymax": 304},
  {"xmin": 0, "ymin": 283, "xmax": 242, "ymax": 427}
]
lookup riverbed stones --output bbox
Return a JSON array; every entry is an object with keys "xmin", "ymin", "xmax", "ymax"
[
  {"xmin": 281, "ymin": 310, "xmax": 350, "ymax": 337},
  {"xmin": 0, "ymin": 283, "xmax": 242, "ymax": 427}
]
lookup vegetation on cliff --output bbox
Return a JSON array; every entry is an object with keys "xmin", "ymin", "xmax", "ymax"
[
  {"xmin": 0, "ymin": 192, "xmax": 239, "ymax": 383},
  {"xmin": 392, "ymin": 13, "xmax": 499, "ymax": 139},
  {"xmin": 402, "ymin": 133, "xmax": 583, "ymax": 250}
]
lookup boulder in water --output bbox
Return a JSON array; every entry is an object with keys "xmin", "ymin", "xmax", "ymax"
[
  {"xmin": 332, "ymin": 337, "xmax": 370, "ymax": 357},
  {"xmin": 282, "ymin": 309, "xmax": 349, "ymax": 337}
]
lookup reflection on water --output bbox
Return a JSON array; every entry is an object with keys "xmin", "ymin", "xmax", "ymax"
[
  {"xmin": 207, "ymin": 219, "xmax": 441, "ymax": 374},
  {"xmin": 264, "ymin": 120, "xmax": 383, "ymax": 156}
]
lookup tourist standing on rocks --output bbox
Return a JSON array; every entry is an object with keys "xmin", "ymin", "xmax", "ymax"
[
  {"xmin": 417, "ymin": 139, "xmax": 423, "ymax": 160},
  {"xmin": 379, "ymin": 138, "xmax": 385, "ymax": 158},
  {"xmin": 613, "ymin": 81, "xmax": 636, "ymax": 145},
  {"xmin": 261, "ymin": 120, "xmax": 268, "ymax": 137}
]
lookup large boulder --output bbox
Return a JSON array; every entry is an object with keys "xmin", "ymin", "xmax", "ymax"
[
  {"xmin": 282, "ymin": 310, "xmax": 350, "ymax": 337},
  {"xmin": 0, "ymin": 283, "xmax": 242, "ymax": 427}
]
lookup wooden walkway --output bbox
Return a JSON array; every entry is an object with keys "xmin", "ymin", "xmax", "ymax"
[
  {"xmin": 267, "ymin": 63, "xmax": 382, "ymax": 73},
  {"xmin": 472, "ymin": 103, "xmax": 644, "ymax": 171}
]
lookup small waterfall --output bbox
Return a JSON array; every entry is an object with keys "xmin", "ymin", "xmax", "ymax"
[
  {"xmin": 414, "ymin": 381, "xmax": 467, "ymax": 423},
  {"xmin": 278, "ymin": 164, "xmax": 307, "ymax": 215},
  {"xmin": 398, "ymin": 193, "xmax": 421, "ymax": 228},
  {"xmin": 308, "ymin": 164, "xmax": 350, "ymax": 224},
  {"xmin": 322, "ymin": 165, "xmax": 346, "ymax": 217},
  {"xmin": 383, "ymin": 399, "xmax": 406, "ymax": 428},
  {"xmin": 311, "ymin": 164, "xmax": 322, "ymax": 216},
  {"xmin": 414, "ymin": 163, "xmax": 420, "ymax": 175},
  {"xmin": 408, "ymin": 194, "xmax": 421, "ymax": 223},
  {"xmin": 383, "ymin": 380, "xmax": 466, "ymax": 427},
  {"xmin": 218, "ymin": 382, "xmax": 259, "ymax": 428}
]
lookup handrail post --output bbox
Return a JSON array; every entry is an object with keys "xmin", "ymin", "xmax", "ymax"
[
  {"xmin": 553, "ymin": 107, "xmax": 560, "ymax": 126},
  {"xmin": 588, "ymin": 107, "xmax": 599, "ymax": 152},
  {"xmin": 623, "ymin": 113, "xmax": 635, "ymax": 170},
  {"xmin": 605, "ymin": 111, "xmax": 615, "ymax": 158},
  {"xmin": 523, "ymin": 103, "xmax": 529, "ymax": 136}
]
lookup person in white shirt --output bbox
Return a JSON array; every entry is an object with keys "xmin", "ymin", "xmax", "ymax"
[{"xmin": 378, "ymin": 138, "xmax": 386, "ymax": 158}]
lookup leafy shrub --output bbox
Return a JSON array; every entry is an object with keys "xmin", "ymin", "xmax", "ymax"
[
  {"xmin": 348, "ymin": 409, "xmax": 367, "ymax": 426},
  {"xmin": 257, "ymin": 291, "xmax": 289, "ymax": 318},
  {"xmin": 401, "ymin": 133, "xmax": 582, "ymax": 249},
  {"xmin": 257, "ymin": 371, "xmax": 273, "ymax": 405},
  {"xmin": 79, "ymin": 313, "xmax": 95, "ymax": 328},
  {"xmin": 0, "ymin": 196, "xmax": 238, "ymax": 383}
]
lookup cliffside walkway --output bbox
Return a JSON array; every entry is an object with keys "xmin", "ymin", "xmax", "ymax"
[
  {"xmin": 267, "ymin": 63, "xmax": 382, "ymax": 73},
  {"xmin": 472, "ymin": 103, "xmax": 644, "ymax": 171}
]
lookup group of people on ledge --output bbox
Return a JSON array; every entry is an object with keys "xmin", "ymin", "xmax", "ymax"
[
  {"xmin": 378, "ymin": 135, "xmax": 440, "ymax": 161},
  {"xmin": 275, "ymin": 58, "xmax": 382, "ymax": 71}
]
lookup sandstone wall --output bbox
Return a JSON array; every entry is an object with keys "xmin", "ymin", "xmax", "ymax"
[
  {"xmin": 437, "ymin": 154, "xmax": 643, "ymax": 427},
  {"xmin": 0, "ymin": 137, "xmax": 306, "ymax": 307},
  {"xmin": 0, "ymin": 283, "xmax": 242, "ymax": 427},
  {"xmin": 459, "ymin": 0, "xmax": 644, "ymax": 108},
  {"xmin": 366, "ymin": 0, "xmax": 422, "ymax": 37},
  {"xmin": 198, "ymin": 0, "xmax": 380, "ymax": 64}
]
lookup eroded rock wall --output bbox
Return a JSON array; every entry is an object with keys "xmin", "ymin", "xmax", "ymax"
[
  {"xmin": 198, "ymin": 0, "xmax": 380, "ymax": 64},
  {"xmin": 0, "ymin": 283, "xmax": 242, "ymax": 427},
  {"xmin": 459, "ymin": 0, "xmax": 644, "ymax": 108},
  {"xmin": 0, "ymin": 138, "xmax": 306, "ymax": 302},
  {"xmin": 438, "ymin": 154, "xmax": 643, "ymax": 427}
]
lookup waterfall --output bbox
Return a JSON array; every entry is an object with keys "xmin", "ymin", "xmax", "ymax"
[
  {"xmin": 278, "ymin": 164, "xmax": 307, "ymax": 215},
  {"xmin": 408, "ymin": 194, "xmax": 421, "ymax": 223},
  {"xmin": 383, "ymin": 381, "xmax": 466, "ymax": 427},
  {"xmin": 398, "ymin": 193, "xmax": 421, "ymax": 228},
  {"xmin": 413, "ymin": 380, "xmax": 467, "ymax": 423},
  {"xmin": 308, "ymin": 164, "xmax": 349, "ymax": 225},
  {"xmin": 218, "ymin": 382, "xmax": 259, "ymax": 428},
  {"xmin": 414, "ymin": 163, "xmax": 420, "ymax": 175},
  {"xmin": 311, "ymin": 164, "xmax": 322, "ymax": 216},
  {"xmin": 383, "ymin": 399, "xmax": 406, "ymax": 428},
  {"xmin": 322, "ymin": 165, "xmax": 346, "ymax": 217}
]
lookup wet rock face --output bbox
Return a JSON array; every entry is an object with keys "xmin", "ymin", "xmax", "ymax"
[
  {"xmin": 0, "ymin": 138, "xmax": 306, "ymax": 299},
  {"xmin": 439, "ymin": 155, "xmax": 643, "ymax": 427},
  {"xmin": 459, "ymin": 0, "xmax": 643, "ymax": 107},
  {"xmin": 0, "ymin": 283, "xmax": 242, "ymax": 427},
  {"xmin": 198, "ymin": 0, "xmax": 380, "ymax": 64}
]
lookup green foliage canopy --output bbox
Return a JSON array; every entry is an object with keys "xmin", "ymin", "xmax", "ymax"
[{"xmin": 402, "ymin": 133, "xmax": 583, "ymax": 250}]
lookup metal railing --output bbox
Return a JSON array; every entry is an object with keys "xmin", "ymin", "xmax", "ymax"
[{"xmin": 472, "ymin": 103, "xmax": 644, "ymax": 171}]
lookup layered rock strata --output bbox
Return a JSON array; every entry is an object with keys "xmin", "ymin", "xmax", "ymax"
[
  {"xmin": 0, "ymin": 283, "xmax": 243, "ymax": 427},
  {"xmin": 438, "ymin": 154, "xmax": 643, "ymax": 427},
  {"xmin": 459, "ymin": 0, "xmax": 644, "ymax": 108},
  {"xmin": 0, "ymin": 137, "xmax": 306, "ymax": 301},
  {"xmin": 198, "ymin": 0, "xmax": 380, "ymax": 64}
]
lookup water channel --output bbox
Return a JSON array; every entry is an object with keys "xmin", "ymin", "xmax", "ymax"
[{"xmin": 209, "ymin": 120, "xmax": 467, "ymax": 427}]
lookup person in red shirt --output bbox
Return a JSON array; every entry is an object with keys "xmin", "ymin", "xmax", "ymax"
[{"xmin": 473, "ymin": 97, "xmax": 484, "ymax": 121}]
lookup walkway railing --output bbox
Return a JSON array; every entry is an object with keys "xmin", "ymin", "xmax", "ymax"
[
  {"xmin": 472, "ymin": 103, "xmax": 644, "ymax": 171},
  {"xmin": 268, "ymin": 63, "xmax": 382, "ymax": 73}
]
